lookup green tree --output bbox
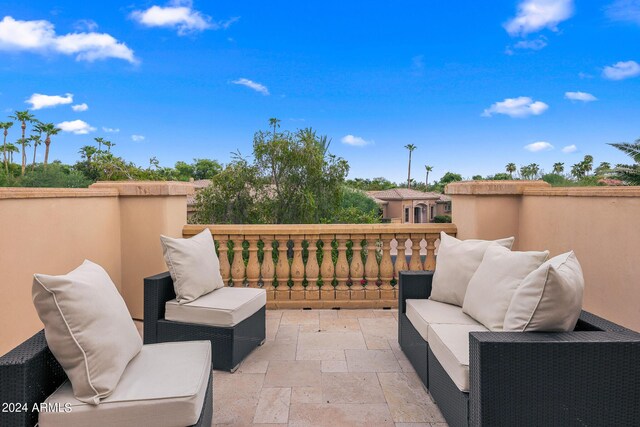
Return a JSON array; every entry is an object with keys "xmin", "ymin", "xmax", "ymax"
[
  {"xmin": 103, "ymin": 140, "xmax": 115, "ymax": 152},
  {"xmin": 424, "ymin": 165, "xmax": 433, "ymax": 190},
  {"xmin": 552, "ymin": 162, "xmax": 564, "ymax": 174},
  {"xmin": 608, "ymin": 138, "xmax": 640, "ymax": 185},
  {"xmin": 594, "ymin": 162, "xmax": 611, "ymax": 176},
  {"xmin": 581, "ymin": 155, "xmax": 593, "ymax": 176},
  {"xmin": 29, "ymin": 134, "xmax": 42, "ymax": 170},
  {"xmin": 505, "ymin": 162, "xmax": 516, "ymax": 178},
  {"xmin": 40, "ymin": 123, "xmax": 61, "ymax": 167},
  {"xmin": 570, "ymin": 162, "xmax": 584, "ymax": 179},
  {"xmin": 79, "ymin": 145, "xmax": 98, "ymax": 164},
  {"xmin": 1, "ymin": 121, "xmax": 13, "ymax": 172},
  {"xmin": 5, "ymin": 142, "xmax": 18, "ymax": 165},
  {"xmin": 9, "ymin": 110, "xmax": 36, "ymax": 176},
  {"xmin": 94, "ymin": 137, "xmax": 105, "ymax": 152},
  {"xmin": 472, "ymin": 175, "xmax": 483, "ymax": 180},
  {"xmin": 404, "ymin": 144, "xmax": 417, "ymax": 188},
  {"xmin": 192, "ymin": 158, "xmax": 222, "ymax": 180}
]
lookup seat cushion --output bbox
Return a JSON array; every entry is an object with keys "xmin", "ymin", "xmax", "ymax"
[
  {"xmin": 462, "ymin": 245, "xmax": 549, "ymax": 331},
  {"xmin": 430, "ymin": 232, "xmax": 515, "ymax": 307},
  {"xmin": 504, "ymin": 251, "xmax": 584, "ymax": 332},
  {"xmin": 160, "ymin": 228, "xmax": 225, "ymax": 304},
  {"xmin": 428, "ymin": 324, "xmax": 489, "ymax": 393},
  {"xmin": 32, "ymin": 260, "xmax": 142, "ymax": 405},
  {"xmin": 166, "ymin": 287, "xmax": 266, "ymax": 327},
  {"xmin": 40, "ymin": 341, "xmax": 211, "ymax": 427},
  {"xmin": 406, "ymin": 299, "xmax": 481, "ymax": 342}
]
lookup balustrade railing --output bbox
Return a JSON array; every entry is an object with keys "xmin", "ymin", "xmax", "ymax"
[{"xmin": 183, "ymin": 224, "xmax": 457, "ymax": 309}]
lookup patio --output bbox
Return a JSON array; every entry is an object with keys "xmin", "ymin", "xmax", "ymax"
[{"xmin": 137, "ymin": 309, "xmax": 448, "ymax": 426}]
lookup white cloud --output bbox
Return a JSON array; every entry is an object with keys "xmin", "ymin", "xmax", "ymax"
[
  {"xmin": 524, "ymin": 141, "xmax": 554, "ymax": 152},
  {"xmin": 26, "ymin": 92, "xmax": 73, "ymax": 110},
  {"xmin": 131, "ymin": 134, "xmax": 145, "ymax": 142},
  {"xmin": 130, "ymin": 1, "xmax": 238, "ymax": 35},
  {"xmin": 514, "ymin": 37, "xmax": 548, "ymax": 50},
  {"xmin": 57, "ymin": 120, "xmax": 96, "ymax": 134},
  {"xmin": 102, "ymin": 127, "xmax": 120, "ymax": 133},
  {"xmin": 602, "ymin": 60, "xmax": 640, "ymax": 80},
  {"xmin": 71, "ymin": 103, "xmax": 89, "ymax": 112},
  {"xmin": 606, "ymin": 0, "xmax": 640, "ymax": 25},
  {"xmin": 231, "ymin": 78, "xmax": 269, "ymax": 95},
  {"xmin": 562, "ymin": 144, "xmax": 578, "ymax": 153},
  {"xmin": 74, "ymin": 19, "xmax": 98, "ymax": 32},
  {"xmin": 565, "ymin": 91, "xmax": 597, "ymax": 102},
  {"xmin": 341, "ymin": 135, "xmax": 372, "ymax": 147},
  {"xmin": 482, "ymin": 96, "xmax": 549, "ymax": 118},
  {"xmin": 505, "ymin": 0, "xmax": 574, "ymax": 36},
  {"xmin": 0, "ymin": 16, "xmax": 136, "ymax": 63}
]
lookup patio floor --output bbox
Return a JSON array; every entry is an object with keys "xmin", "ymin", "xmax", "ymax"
[{"xmin": 210, "ymin": 309, "xmax": 446, "ymax": 426}]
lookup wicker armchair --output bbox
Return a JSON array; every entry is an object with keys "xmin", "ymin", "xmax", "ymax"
[
  {"xmin": 398, "ymin": 271, "xmax": 640, "ymax": 427},
  {"xmin": 144, "ymin": 271, "xmax": 266, "ymax": 372}
]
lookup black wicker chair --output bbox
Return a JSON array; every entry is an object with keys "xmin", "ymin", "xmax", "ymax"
[
  {"xmin": 0, "ymin": 330, "xmax": 213, "ymax": 427},
  {"xmin": 398, "ymin": 270, "xmax": 640, "ymax": 427},
  {"xmin": 144, "ymin": 271, "xmax": 266, "ymax": 373}
]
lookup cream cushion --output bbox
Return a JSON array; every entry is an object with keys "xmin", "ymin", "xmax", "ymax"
[
  {"xmin": 160, "ymin": 228, "xmax": 224, "ymax": 304},
  {"xmin": 430, "ymin": 232, "xmax": 515, "ymax": 307},
  {"xmin": 39, "ymin": 341, "xmax": 211, "ymax": 427},
  {"xmin": 166, "ymin": 286, "xmax": 266, "ymax": 327},
  {"xmin": 504, "ymin": 251, "xmax": 584, "ymax": 332},
  {"xmin": 428, "ymin": 324, "xmax": 489, "ymax": 392},
  {"xmin": 32, "ymin": 260, "xmax": 142, "ymax": 405},
  {"xmin": 463, "ymin": 245, "xmax": 549, "ymax": 331},
  {"xmin": 406, "ymin": 299, "xmax": 481, "ymax": 342}
]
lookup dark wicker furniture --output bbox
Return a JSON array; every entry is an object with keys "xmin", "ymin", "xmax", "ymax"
[
  {"xmin": 398, "ymin": 270, "xmax": 640, "ymax": 427},
  {"xmin": 144, "ymin": 271, "xmax": 266, "ymax": 372},
  {"xmin": 0, "ymin": 330, "xmax": 213, "ymax": 427}
]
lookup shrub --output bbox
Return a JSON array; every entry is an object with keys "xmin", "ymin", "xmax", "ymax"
[{"xmin": 434, "ymin": 215, "xmax": 452, "ymax": 223}]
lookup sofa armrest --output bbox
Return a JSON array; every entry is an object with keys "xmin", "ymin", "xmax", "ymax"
[
  {"xmin": 0, "ymin": 331, "xmax": 67, "ymax": 427},
  {"xmin": 143, "ymin": 271, "xmax": 176, "ymax": 344},
  {"xmin": 398, "ymin": 271, "xmax": 433, "ymax": 314},
  {"xmin": 469, "ymin": 329, "xmax": 640, "ymax": 426}
]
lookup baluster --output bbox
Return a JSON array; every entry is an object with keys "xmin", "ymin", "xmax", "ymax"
[
  {"xmin": 424, "ymin": 235, "xmax": 437, "ymax": 271},
  {"xmin": 379, "ymin": 234, "xmax": 395, "ymax": 300},
  {"xmin": 365, "ymin": 234, "xmax": 380, "ymax": 300},
  {"xmin": 394, "ymin": 233, "xmax": 409, "ymax": 276},
  {"xmin": 275, "ymin": 235, "xmax": 291, "ymax": 301},
  {"xmin": 305, "ymin": 235, "xmax": 320, "ymax": 300},
  {"xmin": 214, "ymin": 234, "xmax": 230, "ymax": 286},
  {"xmin": 290, "ymin": 236, "xmax": 305, "ymax": 300},
  {"xmin": 409, "ymin": 234, "xmax": 424, "ymax": 271},
  {"xmin": 246, "ymin": 236, "xmax": 260, "ymax": 288},
  {"xmin": 230, "ymin": 234, "xmax": 245, "ymax": 287},
  {"xmin": 320, "ymin": 234, "xmax": 335, "ymax": 301},
  {"xmin": 335, "ymin": 235, "xmax": 350, "ymax": 300},
  {"xmin": 349, "ymin": 235, "xmax": 365, "ymax": 301},
  {"xmin": 260, "ymin": 235, "xmax": 275, "ymax": 300}
]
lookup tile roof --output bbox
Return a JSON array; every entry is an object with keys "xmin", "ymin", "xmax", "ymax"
[{"xmin": 368, "ymin": 188, "xmax": 442, "ymax": 201}]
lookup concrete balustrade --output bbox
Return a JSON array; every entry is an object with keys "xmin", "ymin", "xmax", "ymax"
[{"xmin": 182, "ymin": 224, "xmax": 456, "ymax": 309}]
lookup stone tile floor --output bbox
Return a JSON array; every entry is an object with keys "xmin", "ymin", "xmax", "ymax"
[{"xmin": 209, "ymin": 309, "xmax": 447, "ymax": 426}]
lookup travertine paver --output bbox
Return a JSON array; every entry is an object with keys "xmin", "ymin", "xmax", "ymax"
[{"xmin": 137, "ymin": 309, "xmax": 448, "ymax": 426}]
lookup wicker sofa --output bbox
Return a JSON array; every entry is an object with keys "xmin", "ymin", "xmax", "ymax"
[
  {"xmin": 144, "ymin": 271, "xmax": 266, "ymax": 372},
  {"xmin": 0, "ymin": 331, "xmax": 213, "ymax": 427},
  {"xmin": 398, "ymin": 271, "xmax": 640, "ymax": 427}
]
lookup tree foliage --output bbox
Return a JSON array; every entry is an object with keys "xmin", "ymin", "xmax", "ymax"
[{"xmin": 608, "ymin": 138, "xmax": 640, "ymax": 185}]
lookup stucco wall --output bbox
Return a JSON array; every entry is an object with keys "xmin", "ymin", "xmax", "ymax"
[{"xmin": 447, "ymin": 181, "xmax": 640, "ymax": 331}]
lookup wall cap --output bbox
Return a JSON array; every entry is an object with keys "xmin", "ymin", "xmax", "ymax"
[
  {"xmin": 523, "ymin": 186, "xmax": 640, "ymax": 197},
  {"xmin": 90, "ymin": 181, "xmax": 195, "ymax": 196},
  {"xmin": 445, "ymin": 180, "xmax": 551, "ymax": 195},
  {"xmin": 0, "ymin": 187, "xmax": 118, "ymax": 199}
]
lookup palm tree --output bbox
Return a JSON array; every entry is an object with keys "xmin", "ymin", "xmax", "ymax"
[
  {"xmin": 594, "ymin": 162, "xmax": 611, "ymax": 176},
  {"xmin": 79, "ymin": 145, "xmax": 98, "ymax": 164},
  {"xmin": 505, "ymin": 162, "xmax": 516, "ymax": 178},
  {"xmin": 5, "ymin": 142, "xmax": 18, "ymax": 165},
  {"xmin": 608, "ymin": 138, "xmax": 640, "ymax": 184},
  {"xmin": 103, "ymin": 140, "xmax": 115, "ymax": 152},
  {"xmin": 581, "ymin": 155, "xmax": 593, "ymax": 176},
  {"xmin": 268, "ymin": 117, "xmax": 281, "ymax": 143},
  {"xmin": 9, "ymin": 110, "xmax": 36, "ymax": 175},
  {"xmin": 29, "ymin": 135, "xmax": 42, "ymax": 170},
  {"xmin": 405, "ymin": 144, "xmax": 417, "ymax": 188},
  {"xmin": 1, "ymin": 121, "xmax": 13, "ymax": 172},
  {"xmin": 94, "ymin": 137, "xmax": 105, "ymax": 151},
  {"xmin": 571, "ymin": 162, "xmax": 584, "ymax": 179},
  {"xmin": 530, "ymin": 163, "xmax": 540, "ymax": 178},
  {"xmin": 425, "ymin": 165, "xmax": 433, "ymax": 190},
  {"xmin": 40, "ymin": 123, "xmax": 61, "ymax": 167},
  {"xmin": 552, "ymin": 162, "xmax": 564, "ymax": 174}
]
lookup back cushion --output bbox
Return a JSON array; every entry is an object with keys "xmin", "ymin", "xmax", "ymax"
[
  {"xmin": 430, "ymin": 232, "xmax": 515, "ymax": 307},
  {"xmin": 504, "ymin": 251, "xmax": 584, "ymax": 332}
]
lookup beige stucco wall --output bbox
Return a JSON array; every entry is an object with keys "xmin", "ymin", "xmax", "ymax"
[
  {"xmin": 0, "ymin": 182, "xmax": 192, "ymax": 356},
  {"xmin": 447, "ymin": 181, "xmax": 640, "ymax": 331}
]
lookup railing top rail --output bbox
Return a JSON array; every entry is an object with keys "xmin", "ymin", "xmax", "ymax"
[{"xmin": 183, "ymin": 223, "xmax": 457, "ymax": 237}]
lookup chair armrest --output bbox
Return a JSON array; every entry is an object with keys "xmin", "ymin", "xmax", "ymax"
[
  {"xmin": 469, "ymin": 330, "xmax": 640, "ymax": 426},
  {"xmin": 398, "ymin": 271, "xmax": 433, "ymax": 314},
  {"xmin": 143, "ymin": 271, "xmax": 176, "ymax": 344},
  {"xmin": 0, "ymin": 331, "xmax": 67, "ymax": 427}
]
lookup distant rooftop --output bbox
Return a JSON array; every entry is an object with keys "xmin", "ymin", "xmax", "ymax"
[{"xmin": 368, "ymin": 188, "xmax": 443, "ymax": 201}]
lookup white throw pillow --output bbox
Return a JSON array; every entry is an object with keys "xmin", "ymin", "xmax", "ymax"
[
  {"xmin": 160, "ymin": 228, "xmax": 224, "ymax": 304},
  {"xmin": 504, "ymin": 251, "xmax": 584, "ymax": 332},
  {"xmin": 430, "ymin": 232, "xmax": 515, "ymax": 306},
  {"xmin": 462, "ymin": 245, "xmax": 549, "ymax": 331},
  {"xmin": 32, "ymin": 260, "xmax": 142, "ymax": 405}
]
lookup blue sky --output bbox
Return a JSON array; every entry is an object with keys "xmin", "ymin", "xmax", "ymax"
[{"xmin": 0, "ymin": 0, "xmax": 639, "ymax": 182}]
